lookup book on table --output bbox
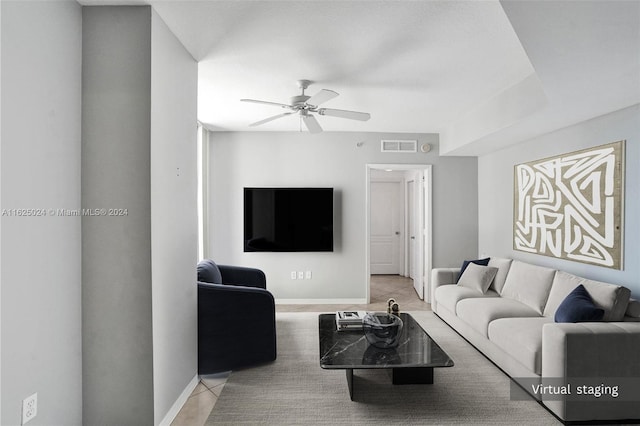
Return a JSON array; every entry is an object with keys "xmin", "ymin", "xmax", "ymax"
[{"xmin": 335, "ymin": 311, "xmax": 367, "ymax": 331}]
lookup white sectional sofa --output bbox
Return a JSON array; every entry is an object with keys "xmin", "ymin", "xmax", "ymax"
[{"xmin": 431, "ymin": 257, "xmax": 640, "ymax": 423}]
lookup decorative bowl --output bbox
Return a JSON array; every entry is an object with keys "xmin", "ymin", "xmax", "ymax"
[
  {"xmin": 362, "ymin": 312, "xmax": 403, "ymax": 348},
  {"xmin": 362, "ymin": 345, "xmax": 401, "ymax": 365}
]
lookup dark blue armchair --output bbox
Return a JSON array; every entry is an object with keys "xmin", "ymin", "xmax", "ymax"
[{"xmin": 197, "ymin": 259, "xmax": 277, "ymax": 374}]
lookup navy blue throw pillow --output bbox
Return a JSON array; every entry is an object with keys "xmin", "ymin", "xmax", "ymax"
[
  {"xmin": 197, "ymin": 259, "xmax": 223, "ymax": 284},
  {"xmin": 457, "ymin": 257, "xmax": 490, "ymax": 283},
  {"xmin": 555, "ymin": 284, "xmax": 604, "ymax": 323}
]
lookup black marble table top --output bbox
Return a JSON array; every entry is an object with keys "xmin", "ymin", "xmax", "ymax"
[{"xmin": 319, "ymin": 312, "xmax": 454, "ymax": 370}]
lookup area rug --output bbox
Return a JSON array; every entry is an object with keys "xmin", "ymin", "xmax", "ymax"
[{"xmin": 206, "ymin": 311, "xmax": 559, "ymax": 425}]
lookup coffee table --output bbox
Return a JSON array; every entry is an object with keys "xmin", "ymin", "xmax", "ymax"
[{"xmin": 319, "ymin": 312, "xmax": 454, "ymax": 400}]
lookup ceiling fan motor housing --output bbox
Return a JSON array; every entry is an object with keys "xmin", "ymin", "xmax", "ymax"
[{"xmin": 290, "ymin": 95, "xmax": 311, "ymax": 108}]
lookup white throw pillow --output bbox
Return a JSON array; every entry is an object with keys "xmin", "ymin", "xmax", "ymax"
[
  {"xmin": 487, "ymin": 257, "xmax": 513, "ymax": 294},
  {"xmin": 457, "ymin": 263, "xmax": 499, "ymax": 294}
]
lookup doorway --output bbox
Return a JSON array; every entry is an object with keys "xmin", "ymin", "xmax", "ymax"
[
  {"xmin": 370, "ymin": 180, "xmax": 403, "ymax": 275},
  {"xmin": 366, "ymin": 164, "xmax": 433, "ymax": 303}
]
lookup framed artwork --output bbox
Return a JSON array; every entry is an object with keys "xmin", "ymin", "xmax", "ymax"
[{"xmin": 514, "ymin": 140, "xmax": 625, "ymax": 269}]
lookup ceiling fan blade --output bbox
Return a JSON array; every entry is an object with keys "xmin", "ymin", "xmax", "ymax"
[
  {"xmin": 241, "ymin": 99, "xmax": 292, "ymax": 109},
  {"xmin": 302, "ymin": 114, "xmax": 323, "ymax": 134},
  {"xmin": 305, "ymin": 89, "xmax": 339, "ymax": 107},
  {"xmin": 319, "ymin": 108, "xmax": 370, "ymax": 121},
  {"xmin": 249, "ymin": 112, "xmax": 295, "ymax": 127}
]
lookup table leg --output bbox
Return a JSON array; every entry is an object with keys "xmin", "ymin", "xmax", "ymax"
[
  {"xmin": 346, "ymin": 369, "xmax": 354, "ymax": 400},
  {"xmin": 392, "ymin": 367, "xmax": 434, "ymax": 384}
]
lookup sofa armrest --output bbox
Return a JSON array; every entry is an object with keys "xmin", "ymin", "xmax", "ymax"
[
  {"xmin": 431, "ymin": 268, "xmax": 460, "ymax": 292},
  {"xmin": 431, "ymin": 268, "xmax": 460, "ymax": 285},
  {"xmin": 542, "ymin": 322, "xmax": 640, "ymax": 377},
  {"xmin": 430, "ymin": 268, "xmax": 460, "ymax": 310},
  {"xmin": 198, "ymin": 282, "xmax": 276, "ymax": 373},
  {"xmin": 218, "ymin": 264, "xmax": 267, "ymax": 289},
  {"xmin": 541, "ymin": 322, "xmax": 640, "ymax": 421},
  {"xmin": 626, "ymin": 298, "xmax": 640, "ymax": 319}
]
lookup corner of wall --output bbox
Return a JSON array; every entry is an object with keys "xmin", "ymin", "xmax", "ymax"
[{"xmin": 441, "ymin": 73, "xmax": 547, "ymax": 156}]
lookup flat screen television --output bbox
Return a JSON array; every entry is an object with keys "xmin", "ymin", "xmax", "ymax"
[{"xmin": 244, "ymin": 187, "xmax": 334, "ymax": 252}]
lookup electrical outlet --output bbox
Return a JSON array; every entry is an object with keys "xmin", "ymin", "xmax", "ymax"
[
  {"xmin": 290, "ymin": 271, "xmax": 297, "ymax": 280},
  {"xmin": 305, "ymin": 270, "xmax": 312, "ymax": 279},
  {"xmin": 22, "ymin": 393, "xmax": 37, "ymax": 425}
]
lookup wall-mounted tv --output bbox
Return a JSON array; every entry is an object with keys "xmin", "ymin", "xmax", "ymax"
[{"xmin": 244, "ymin": 187, "xmax": 334, "ymax": 252}]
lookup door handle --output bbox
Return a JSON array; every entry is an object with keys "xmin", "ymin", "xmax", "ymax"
[{"xmin": 395, "ymin": 232, "xmax": 400, "ymax": 235}]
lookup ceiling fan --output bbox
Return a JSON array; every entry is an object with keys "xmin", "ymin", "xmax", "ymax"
[{"xmin": 241, "ymin": 80, "xmax": 371, "ymax": 133}]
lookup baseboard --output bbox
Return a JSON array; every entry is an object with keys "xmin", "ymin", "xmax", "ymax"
[
  {"xmin": 275, "ymin": 298, "xmax": 367, "ymax": 305},
  {"xmin": 158, "ymin": 374, "xmax": 199, "ymax": 426}
]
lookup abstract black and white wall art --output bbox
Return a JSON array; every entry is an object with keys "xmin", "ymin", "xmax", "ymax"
[{"xmin": 514, "ymin": 140, "xmax": 625, "ymax": 269}]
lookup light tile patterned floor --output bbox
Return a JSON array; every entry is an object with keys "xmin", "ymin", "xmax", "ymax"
[
  {"xmin": 171, "ymin": 374, "xmax": 228, "ymax": 426},
  {"xmin": 171, "ymin": 275, "xmax": 428, "ymax": 425}
]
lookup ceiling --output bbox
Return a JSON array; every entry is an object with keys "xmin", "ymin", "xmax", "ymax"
[{"xmin": 79, "ymin": 0, "xmax": 640, "ymax": 156}]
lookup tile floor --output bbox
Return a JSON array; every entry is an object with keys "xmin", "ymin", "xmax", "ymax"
[{"xmin": 171, "ymin": 275, "xmax": 429, "ymax": 425}]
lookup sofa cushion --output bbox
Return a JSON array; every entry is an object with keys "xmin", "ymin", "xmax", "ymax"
[
  {"xmin": 487, "ymin": 257, "xmax": 513, "ymax": 294},
  {"xmin": 456, "ymin": 297, "xmax": 541, "ymax": 337},
  {"xmin": 544, "ymin": 271, "xmax": 631, "ymax": 321},
  {"xmin": 554, "ymin": 284, "xmax": 604, "ymax": 323},
  {"xmin": 457, "ymin": 263, "xmax": 498, "ymax": 294},
  {"xmin": 435, "ymin": 285, "xmax": 500, "ymax": 314},
  {"xmin": 581, "ymin": 278, "xmax": 631, "ymax": 321},
  {"xmin": 457, "ymin": 257, "xmax": 490, "ymax": 283},
  {"xmin": 500, "ymin": 261, "xmax": 556, "ymax": 315},
  {"xmin": 488, "ymin": 317, "xmax": 552, "ymax": 375}
]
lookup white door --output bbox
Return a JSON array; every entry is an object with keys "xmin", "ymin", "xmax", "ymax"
[
  {"xmin": 412, "ymin": 174, "xmax": 425, "ymax": 299},
  {"xmin": 370, "ymin": 181, "xmax": 402, "ymax": 274},
  {"xmin": 407, "ymin": 180, "xmax": 416, "ymax": 279}
]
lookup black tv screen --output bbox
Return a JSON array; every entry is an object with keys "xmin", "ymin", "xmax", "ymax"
[{"xmin": 244, "ymin": 187, "xmax": 334, "ymax": 252}]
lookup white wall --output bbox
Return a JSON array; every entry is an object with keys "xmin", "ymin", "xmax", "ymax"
[
  {"xmin": 1, "ymin": 1, "xmax": 83, "ymax": 424},
  {"xmin": 82, "ymin": 6, "xmax": 198, "ymax": 425},
  {"xmin": 1, "ymin": 2, "xmax": 3, "ymax": 419},
  {"xmin": 150, "ymin": 9, "xmax": 198, "ymax": 423},
  {"xmin": 82, "ymin": 7, "xmax": 154, "ymax": 424},
  {"xmin": 207, "ymin": 132, "xmax": 478, "ymax": 302},
  {"xmin": 478, "ymin": 104, "xmax": 640, "ymax": 296}
]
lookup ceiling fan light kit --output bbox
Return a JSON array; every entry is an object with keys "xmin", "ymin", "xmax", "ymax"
[{"xmin": 241, "ymin": 79, "xmax": 371, "ymax": 134}]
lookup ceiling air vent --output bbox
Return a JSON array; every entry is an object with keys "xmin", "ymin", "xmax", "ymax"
[{"xmin": 381, "ymin": 139, "xmax": 417, "ymax": 153}]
